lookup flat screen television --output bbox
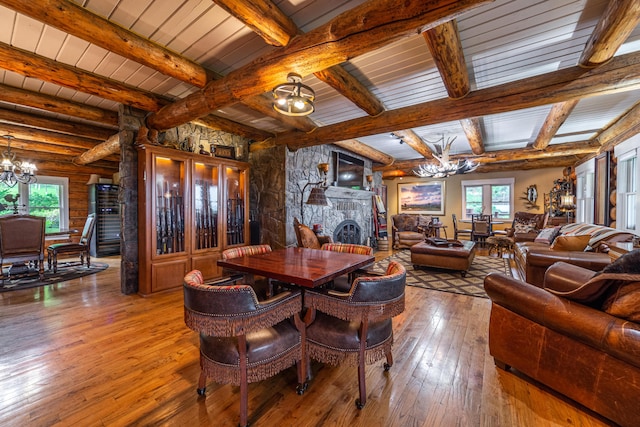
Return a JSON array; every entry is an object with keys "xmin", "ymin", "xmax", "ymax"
[{"xmin": 333, "ymin": 152, "xmax": 364, "ymax": 189}]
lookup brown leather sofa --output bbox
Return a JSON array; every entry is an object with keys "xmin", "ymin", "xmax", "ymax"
[
  {"xmin": 514, "ymin": 223, "xmax": 635, "ymax": 286},
  {"xmin": 484, "ymin": 262, "xmax": 640, "ymax": 427},
  {"xmin": 391, "ymin": 214, "xmax": 430, "ymax": 249}
]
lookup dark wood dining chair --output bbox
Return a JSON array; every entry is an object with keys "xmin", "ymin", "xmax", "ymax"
[
  {"xmin": 471, "ymin": 214, "xmax": 492, "ymax": 247},
  {"xmin": 47, "ymin": 213, "xmax": 96, "ymax": 273},
  {"xmin": 452, "ymin": 213, "xmax": 472, "ymax": 240},
  {"xmin": 0, "ymin": 214, "xmax": 45, "ymax": 283},
  {"xmin": 304, "ymin": 260, "xmax": 406, "ymax": 409},
  {"xmin": 183, "ymin": 270, "xmax": 306, "ymax": 427}
]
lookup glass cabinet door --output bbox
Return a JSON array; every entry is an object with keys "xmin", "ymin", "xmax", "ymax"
[
  {"xmin": 193, "ymin": 162, "xmax": 219, "ymax": 250},
  {"xmin": 225, "ymin": 166, "xmax": 246, "ymax": 246},
  {"xmin": 154, "ymin": 155, "xmax": 185, "ymax": 255}
]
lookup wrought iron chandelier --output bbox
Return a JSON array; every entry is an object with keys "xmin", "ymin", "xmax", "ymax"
[
  {"xmin": 413, "ymin": 135, "xmax": 477, "ymax": 178},
  {"xmin": 1, "ymin": 135, "xmax": 37, "ymax": 187},
  {"xmin": 272, "ymin": 73, "xmax": 315, "ymax": 116}
]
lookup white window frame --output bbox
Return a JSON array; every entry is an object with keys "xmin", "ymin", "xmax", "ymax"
[
  {"xmin": 17, "ymin": 176, "xmax": 69, "ymax": 233},
  {"xmin": 615, "ymin": 135, "xmax": 640, "ymax": 233},
  {"xmin": 460, "ymin": 177, "xmax": 515, "ymax": 221},
  {"xmin": 575, "ymin": 159, "xmax": 595, "ymax": 224}
]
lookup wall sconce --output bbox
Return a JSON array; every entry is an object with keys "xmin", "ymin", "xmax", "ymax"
[
  {"xmin": 272, "ymin": 73, "xmax": 315, "ymax": 116},
  {"xmin": 301, "ymin": 163, "xmax": 329, "ymax": 224}
]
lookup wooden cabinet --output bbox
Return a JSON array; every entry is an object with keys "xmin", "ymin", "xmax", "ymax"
[{"xmin": 137, "ymin": 144, "xmax": 249, "ymax": 295}]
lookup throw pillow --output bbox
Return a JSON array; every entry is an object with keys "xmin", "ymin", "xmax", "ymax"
[
  {"xmin": 549, "ymin": 234, "xmax": 591, "ymax": 251},
  {"xmin": 534, "ymin": 226, "xmax": 561, "ymax": 244},
  {"xmin": 298, "ymin": 224, "xmax": 321, "ymax": 249}
]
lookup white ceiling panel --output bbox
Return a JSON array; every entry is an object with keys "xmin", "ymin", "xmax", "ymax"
[{"xmin": 0, "ymin": 0, "xmax": 638, "ymax": 172}]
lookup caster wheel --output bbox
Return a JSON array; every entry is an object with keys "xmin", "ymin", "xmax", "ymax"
[
  {"xmin": 383, "ymin": 363, "xmax": 391, "ymax": 371},
  {"xmin": 197, "ymin": 387, "xmax": 206, "ymax": 396},
  {"xmin": 296, "ymin": 382, "xmax": 308, "ymax": 395},
  {"xmin": 355, "ymin": 399, "xmax": 365, "ymax": 409}
]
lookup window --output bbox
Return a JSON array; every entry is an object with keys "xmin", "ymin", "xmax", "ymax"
[
  {"xmin": 0, "ymin": 176, "xmax": 69, "ymax": 233},
  {"xmin": 615, "ymin": 136, "xmax": 640, "ymax": 234},
  {"xmin": 618, "ymin": 154, "xmax": 636, "ymax": 231},
  {"xmin": 575, "ymin": 159, "xmax": 595, "ymax": 224},
  {"xmin": 461, "ymin": 178, "xmax": 514, "ymax": 220}
]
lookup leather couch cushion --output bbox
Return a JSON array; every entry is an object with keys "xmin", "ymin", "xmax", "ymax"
[{"xmin": 550, "ymin": 234, "xmax": 591, "ymax": 251}]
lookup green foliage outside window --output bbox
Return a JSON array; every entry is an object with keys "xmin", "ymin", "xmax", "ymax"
[{"xmin": 0, "ymin": 183, "xmax": 62, "ymax": 232}]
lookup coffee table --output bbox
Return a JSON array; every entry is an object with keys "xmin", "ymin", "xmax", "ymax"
[{"xmin": 410, "ymin": 240, "xmax": 476, "ymax": 277}]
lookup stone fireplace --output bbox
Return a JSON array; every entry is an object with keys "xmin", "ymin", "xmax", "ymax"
[{"xmin": 248, "ymin": 144, "xmax": 382, "ymax": 249}]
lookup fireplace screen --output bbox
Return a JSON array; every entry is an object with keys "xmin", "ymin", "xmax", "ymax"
[{"xmin": 333, "ymin": 220, "xmax": 362, "ymax": 244}]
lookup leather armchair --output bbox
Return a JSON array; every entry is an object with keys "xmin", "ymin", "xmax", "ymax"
[
  {"xmin": 484, "ymin": 264, "xmax": 640, "ymax": 427},
  {"xmin": 391, "ymin": 214, "xmax": 428, "ymax": 249},
  {"xmin": 304, "ymin": 261, "xmax": 406, "ymax": 409},
  {"xmin": 183, "ymin": 270, "xmax": 306, "ymax": 427},
  {"xmin": 504, "ymin": 211, "xmax": 548, "ymax": 242}
]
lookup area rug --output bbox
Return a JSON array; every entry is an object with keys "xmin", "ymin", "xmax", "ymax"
[
  {"xmin": 0, "ymin": 262, "xmax": 109, "ymax": 293},
  {"xmin": 372, "ymin": 251, "xmax": 512, "ymax": 298}
]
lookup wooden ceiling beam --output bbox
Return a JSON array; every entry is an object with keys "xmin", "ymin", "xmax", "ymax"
[
  {"xmin": 531, "ymin": 100, "xmax": 579, "ymax": 150},
  {"xmin": 423, "ymin": 20, "xmax": 485, "ymax": 155},
  {"xmin": 0, "ymin": 107, "xmax": 115, "ymax": 141},
  {"xmin": 580, "ymin": 0, "xmax": 640, "ymax": 67},
  {"xmin": 0, "ymin": 123, "xmax": 105, "ymax": 151},
  {"xmin": 0, "ymin": 83, "xmax": 118, "ymax": 127},
  {"xmin": 212, "ymin": 0, "xmax": 299, "ymax": 47},
  {"xmin": 392, "ymin": 130, "xmax": 434, "ymax": 159},
  {"xmin": 11, "ymin": 149, "xmax": 118, "ymax": 174},
  {"xmin": 0, "ymin": 41, "xmax": 168, "ymax": 112},
  {"xmin": 192, "ymin": 115, "xmax": 274, "ymax": 141},
  {"xmin": 332, "ymin": 140, "xmax": 394, "ymax": 165},
  {"xmin": 270, "ymin": 51, "xmax": 640, "ymax": 150},
  {"xmin": 596, "ymin": 101, "xmax": 640, "ymax": 153},
  {"xmin": 215, "ymin": 0, "xmax": 390, "ymax": 164},
  {"xmin": 240, "ymin": 94, "xmax": 316, "ymax": 132},
  {"xmin": 146, "ymin": 0, "xmax": 492, "ymax": 130},
  {"xmin": 0, "ymin": 0, "xmax": 214, "ymax": 88},
  {"xmin": 313, "ymin": 65, "xmax": 385, "ymax": 116},
  {"xmin": 381, "ymin": 155, "xmax": 582, "ymax": 178},
  {"xmin": 532, "ymin": 0, "xmax": 640, "ymax": 151},
  {"xmin": 376, "ymin": 140, "xmax": 600, "ymax": 172},
  {"xmin": 74, "ymin": 133, "xmax": 121, "ymax": 165}
]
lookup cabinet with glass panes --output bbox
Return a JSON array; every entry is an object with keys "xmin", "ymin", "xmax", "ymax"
[{"xmin": 137, "ymin": 144, "xmax": 248, "ymax": 295}]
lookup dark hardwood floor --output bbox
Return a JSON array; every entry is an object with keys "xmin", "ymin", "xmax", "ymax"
[{"xmin": 0, "ymin": 250, "xmax": 615, "ymax": 426}]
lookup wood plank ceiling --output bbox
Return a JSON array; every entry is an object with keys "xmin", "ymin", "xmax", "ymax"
[{"xmin": 0, "ymin": 0, "xmax": 639, "ymax": 177}]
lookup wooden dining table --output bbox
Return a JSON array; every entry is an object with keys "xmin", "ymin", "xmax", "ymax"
[{"xmin": 216, "ymin": 247, "xmax": 375, "ymax": 289}]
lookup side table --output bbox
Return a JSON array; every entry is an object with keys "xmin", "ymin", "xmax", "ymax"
[{"xmin": 486, "ymin": 235, "xmax": 514, "ymax": 258}]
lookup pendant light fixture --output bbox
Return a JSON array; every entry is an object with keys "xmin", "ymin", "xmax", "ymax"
[{"xmin": 272, "ymin": 73, "xmax": 315, "ymax": 116}]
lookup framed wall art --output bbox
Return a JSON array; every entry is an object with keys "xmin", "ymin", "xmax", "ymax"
[{"xmin": 398, "ymin": 181, "xmax": 445, "ymax": 215}]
